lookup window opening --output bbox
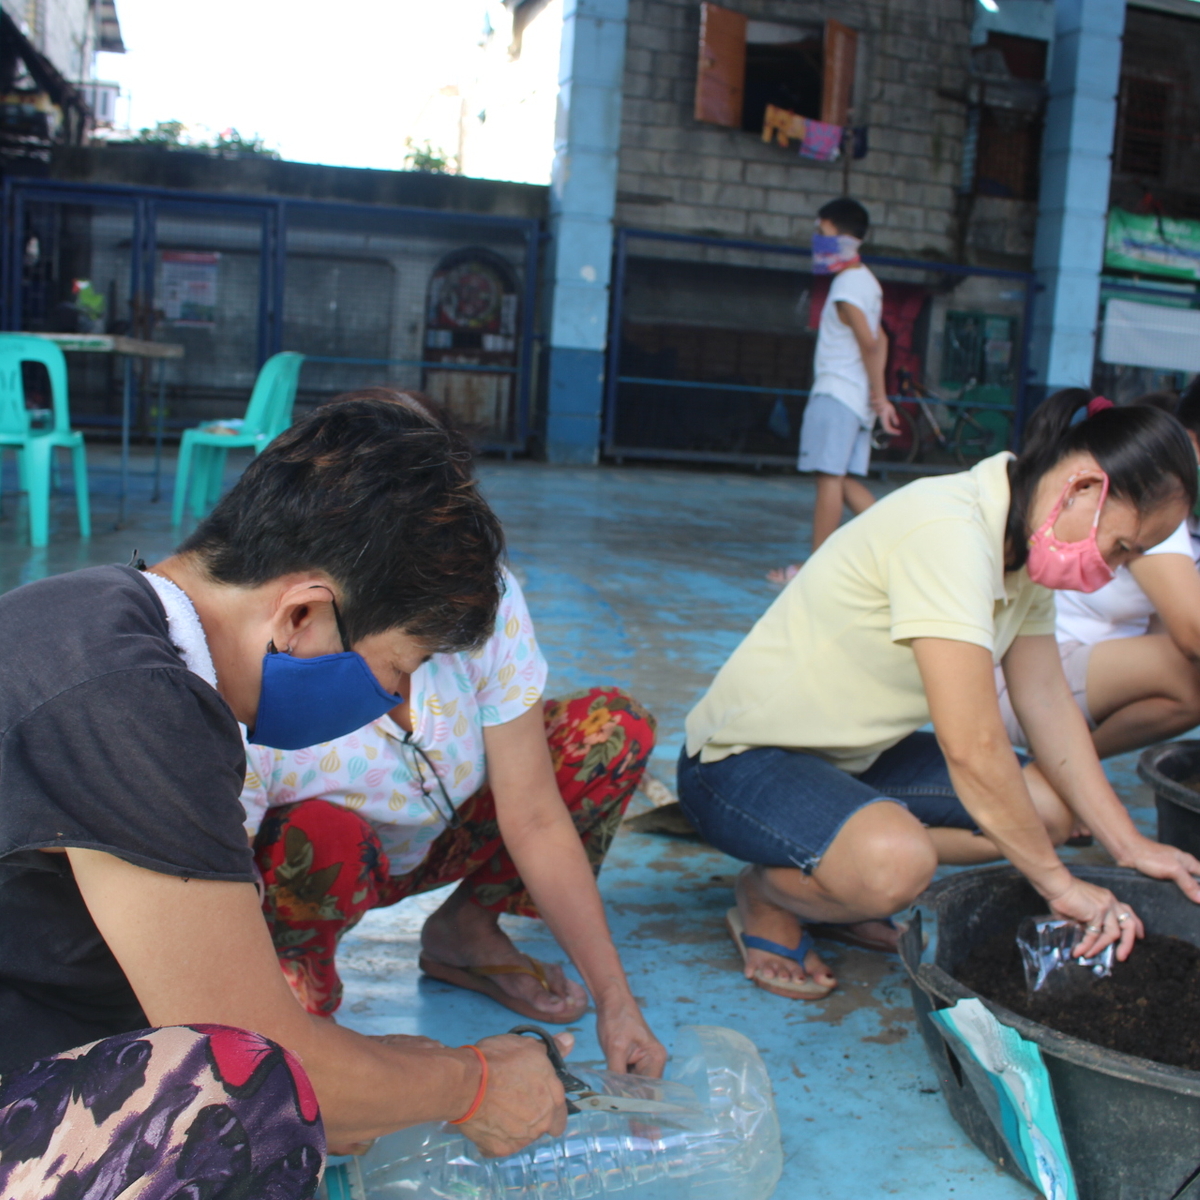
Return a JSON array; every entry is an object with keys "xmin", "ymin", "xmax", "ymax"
[
  {"xmin": 1118, "ymin": 76, "xmax": 1171, "ymax": 178},
  {"xmin": 970, "ymin": 34, "xmax": 1047, "ymax": 202},
  {"xmin": 741, "ymin": 22, "xmax": 822, "ymax": 133},
  {"xmin": 695, "ymin": 4, "xmax": 855, "ymax": 134}
]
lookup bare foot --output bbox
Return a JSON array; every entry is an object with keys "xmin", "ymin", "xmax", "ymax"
[
  {"xmin": 420, "ymin": 884, "xmax": 588, "ymax": 1021},
  {"xmin": 766, "ymin": 563, "xmax": 802, "ymax": 587},
  {"xmin": 736, "ymin": 867, "xmax": 836, "ymax": 992}
]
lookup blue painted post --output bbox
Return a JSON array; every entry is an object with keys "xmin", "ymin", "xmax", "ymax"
[
  {"xmin": 544, "ymin": 0, "xmax": 629, "ymax": 464},
  {"xmin": 1029, "ymin": 0, "xmax": 1125, "ymax": 393}
]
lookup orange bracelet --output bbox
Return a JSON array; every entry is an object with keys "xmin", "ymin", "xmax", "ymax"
[{"xmin": 449, "ymin": 1045, "xmax": 488, "ymax": 1125}]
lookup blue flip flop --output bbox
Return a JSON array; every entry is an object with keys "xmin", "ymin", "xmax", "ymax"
[{"xmin": 725, "ymin": 908, "xmax": 835, "ymax": 999}]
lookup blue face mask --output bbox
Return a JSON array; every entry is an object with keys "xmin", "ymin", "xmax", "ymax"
[{"xmin": 248, "ymin": 603, "xmax": 401, "ymax": 750}]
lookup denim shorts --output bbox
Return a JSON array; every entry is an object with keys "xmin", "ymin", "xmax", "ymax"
[
  {"xmin": 798, "ymin": 393, "xmax": 871, "ymax": 477},
  {"xmin": 677, "ymin": 732, "xmax": 991, "ymax": 872}
]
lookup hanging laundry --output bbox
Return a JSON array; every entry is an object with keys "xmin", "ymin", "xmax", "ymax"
[
  {"xmin": 799, "ymin": 118, "xmax": 842, "ymax": 162},
  {"xmin": 851, "ymin": 125, "xmax": 869, "ymax": 160},
  {"xmin": 761, "ymin": 104, "xmax": 808, "ymax": 149}
]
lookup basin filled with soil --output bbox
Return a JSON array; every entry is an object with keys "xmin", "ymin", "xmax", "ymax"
[
  {"xmin": 1139, "ymin": 739, "xmax": 1200, "ymax": 859},
  {"xmin": 900, "ymin": 865, "xmax": 1200, "ymax": 1200},
  {"xmin": 956, "ymin": 930, "xmax": 1200, "ymax": 1070}
]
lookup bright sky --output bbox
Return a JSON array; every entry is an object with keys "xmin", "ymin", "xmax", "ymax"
[{"xmin": 96, "ymin": 0, "xmax": 490, "ymax": 170}]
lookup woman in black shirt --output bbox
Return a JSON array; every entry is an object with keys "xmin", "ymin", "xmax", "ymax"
[{"xmin": 0, "ymin": 392, "xmax": 633, "ymax": 1195}]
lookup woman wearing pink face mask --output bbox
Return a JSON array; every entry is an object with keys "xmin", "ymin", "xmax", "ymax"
[{"xmin": 678, "ymin": 389, "xmax": 1200, "ymax": 1001}]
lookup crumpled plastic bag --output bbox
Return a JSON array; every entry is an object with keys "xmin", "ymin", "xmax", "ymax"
[{"xmin": 1017, "ymin": 916, "xmax": 1114, "ymax": 999}]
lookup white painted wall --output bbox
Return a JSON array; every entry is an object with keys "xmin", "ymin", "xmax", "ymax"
[{"xmin": 1, "ymin": 0, "xmax": 99, "ymax": 80}]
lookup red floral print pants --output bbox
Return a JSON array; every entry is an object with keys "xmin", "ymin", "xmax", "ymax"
[{"xmin": 254, "ymin": 687, "xmax": 656, "ymax": 1016}]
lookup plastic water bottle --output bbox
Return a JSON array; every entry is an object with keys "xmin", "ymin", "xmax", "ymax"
[{"xmin": 322, "ymin": 1025, "xmax": 781, "ymax": 1200}]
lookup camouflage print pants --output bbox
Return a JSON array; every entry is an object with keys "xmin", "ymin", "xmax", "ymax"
[{"xmin": 254, "ymin": 688, "xmax": 656, "ymax": 1016}]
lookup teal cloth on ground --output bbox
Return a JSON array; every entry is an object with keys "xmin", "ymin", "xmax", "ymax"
[{"xmin": 929, "ymin": 998, "xmax": 1077, "ymax": 1200}]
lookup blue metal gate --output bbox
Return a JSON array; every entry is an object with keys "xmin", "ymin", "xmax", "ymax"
[
  {"xmin": 1, "ymin": 177, "xmax": 541, "ymax": 454},
  {"xmin": 604, "ymin": 227, "xmax": 1037, "ymax": 470}
]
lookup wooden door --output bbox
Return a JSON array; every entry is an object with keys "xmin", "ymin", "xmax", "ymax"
[
  {"xmin": 821, "ymin": 19, "xmax": 857, "ymax": 127},
  {"xmin": 694, "ymin": 3, "xmax": 746, "ymax": 127}
]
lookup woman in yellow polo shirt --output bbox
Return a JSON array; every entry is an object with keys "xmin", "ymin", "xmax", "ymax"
[{"xmin": 679, "ymin": 390, "xmax": 1200, "ymax": 1000}]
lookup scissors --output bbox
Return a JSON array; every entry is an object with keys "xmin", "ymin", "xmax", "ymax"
[{"xmin": 509, "ymin": 1025, "xmax": 692, "ymax": 1117}]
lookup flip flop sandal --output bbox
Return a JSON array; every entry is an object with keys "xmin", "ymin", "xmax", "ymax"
[
  {"xmin": 418, "ymin": 952, "xmax": 587, "ymax": 1024},
  {"xmin": 725, "ymin": 908, "xmax": 835, "ymax": 1000},
  {"xmin": 807, "ymin": 918, "xmax": 900, "ymax": 954},
  {"xmin": 765, "ymin": 564, "xmax": 802, "ymax": 587}
]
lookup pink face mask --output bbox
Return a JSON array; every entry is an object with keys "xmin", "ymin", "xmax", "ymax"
[{"xmin": 1026, "ymin": 472, "xmax": 1115, "ymax": 593}]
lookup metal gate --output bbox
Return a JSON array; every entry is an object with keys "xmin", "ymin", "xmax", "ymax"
[
  {"xmin": 604, "ymin": 227, "xmax": 1037, "ymax": 470},
  {"xmin": 1, "ymin": 178, "xmax": 540, "ymax": 454}
]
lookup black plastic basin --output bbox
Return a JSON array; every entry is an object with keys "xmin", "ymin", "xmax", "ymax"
[
  {"xmin": 1138, "ymin": 739, "xmax": 1200, "ymax": 859},
  {"xmin": 900, "ymin": 865, "xmax": 1200, "ymax": 1200}
]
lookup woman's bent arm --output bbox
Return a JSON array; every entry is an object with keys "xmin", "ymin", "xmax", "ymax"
[
  {"xmin": 915, "ymin": 637, "xmax": 1150, "ymax": 958},
  {"xmin": 484, "ymin": 703, "xmax": 666, "ymax": 1077},
  {"xmin": 1003, "ymin": 633, "xmax": 1200, "ymax": 904},
  {"xmin": 913, "ymin": 637, "xmax": 1072, "ymax": 894},
  {"xmin": 67, "ymin": 846, "xmax": 568, "ymax": 1155}
]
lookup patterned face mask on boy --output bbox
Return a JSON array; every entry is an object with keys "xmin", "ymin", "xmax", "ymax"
[{"xmin": 811, "ymin": 232, "xmax": 862, "ymax": 275}]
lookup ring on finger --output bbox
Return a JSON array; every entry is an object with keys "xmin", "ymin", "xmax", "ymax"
[
  {"xmin": 1117, "ymin": 911, "xmax": 1129, "ymax": 924},
  {"xmin": 1085, "ymin": 924, "xmax": 1101, "ymax": 933}
]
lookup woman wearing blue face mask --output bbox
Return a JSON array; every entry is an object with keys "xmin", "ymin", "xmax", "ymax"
[
  {"xmin": 679, "ymin": 390, "xmax": 1200, "ymax": 1001},
  {"xmin": 0, "ymin": 392, "xmax": 621, "ymax": 1193}
]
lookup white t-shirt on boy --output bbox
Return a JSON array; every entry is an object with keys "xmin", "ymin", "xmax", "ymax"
[{"xmin": 811, "ymin": 264, "xmax": 883, "ymax": 425}]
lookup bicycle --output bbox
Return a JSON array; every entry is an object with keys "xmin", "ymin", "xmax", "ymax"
[{"xmin": 871, "ymin": 372, "xmax": 1013, "ymax": 467}]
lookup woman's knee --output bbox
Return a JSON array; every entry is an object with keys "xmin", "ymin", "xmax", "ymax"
[
  {"xmin": 602, "ymin": 688, "xmax": 658, "ymax": 760},
  {"xmin": 547, "ymin": 687, "xmax": 658, "ymax": 780},
  {"xmin": 256, "ymin": 798, "xmax": 378, "ymax": 864},
  {"xmin": 1022, "ymin": 763, "xmax": 1074, "ymax": 846},
  {"xmin": 818, "ymin": 802, "xmax": 937, "ymax": 914},
  {"xmin": 1172, "ymin": 662, "xmax": 1200, "ymax": 721}
]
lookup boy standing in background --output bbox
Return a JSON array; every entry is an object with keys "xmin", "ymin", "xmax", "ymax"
[{"xmin": 769, "ymin": 198, "xmax": 899, "ymax": 584}]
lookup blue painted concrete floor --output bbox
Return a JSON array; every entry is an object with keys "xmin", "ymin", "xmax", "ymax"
[{"xmin": 3, "ymin": 447, "xmax": 1164, "ymax": 1199}]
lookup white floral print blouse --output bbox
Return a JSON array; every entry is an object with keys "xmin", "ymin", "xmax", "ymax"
[{"xmin": 240, "ymin": 568, "xmax": 548, "ymax": 874}]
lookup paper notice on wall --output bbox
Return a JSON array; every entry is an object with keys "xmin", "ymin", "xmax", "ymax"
[
  {"xmin": 1101, "ymin": 298, "xmax": 1200, "ymax": 372},
  {"xmin": 161, "ymin": 251, "xmax": 219, "ymax": 325}
]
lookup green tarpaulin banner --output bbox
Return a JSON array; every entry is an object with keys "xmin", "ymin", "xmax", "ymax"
[{"xmin": 1106, "ymin": 209, "xmax": 1200, "ymax": 281}]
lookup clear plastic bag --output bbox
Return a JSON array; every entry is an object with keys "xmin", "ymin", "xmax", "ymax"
[
  {"xmin": 1017, "ymin": 916, "xmax": 1114, "ymax": 999},
  {"xmin": 324, "ymin": 1025, "xmax": 781, "ymax": 1200}
]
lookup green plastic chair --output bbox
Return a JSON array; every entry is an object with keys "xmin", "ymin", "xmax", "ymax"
[
  {"xmin": 172, "ymin": 351, "xmax": 304, "ymax": 525},
  {"xmin": 0, "ymin": 334, "xmax": 91, "ymax": 547}
]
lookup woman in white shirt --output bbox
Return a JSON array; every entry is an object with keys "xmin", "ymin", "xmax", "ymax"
[
  {"xmin": 243, "ymin": 568, "xmax": 666, "ymax": 1076},
  {"xmin": 998, "ymin": 391, "xmax": 1200, "ymax": 757}
]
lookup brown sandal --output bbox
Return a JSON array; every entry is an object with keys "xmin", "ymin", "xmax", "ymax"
[{"xmin": 418, "ymin": 952, "xmax": 587, "ymax": 1024}]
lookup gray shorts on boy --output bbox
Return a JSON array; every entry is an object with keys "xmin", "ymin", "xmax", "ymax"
[{"xmin": 798, "ymin": 393, "xmax": 871, "ymax": 477}]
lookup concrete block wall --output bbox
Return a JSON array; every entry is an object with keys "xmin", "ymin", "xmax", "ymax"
[{"xmin": 615, "ymin": 0, "xmax": 972, "ymax": 259}]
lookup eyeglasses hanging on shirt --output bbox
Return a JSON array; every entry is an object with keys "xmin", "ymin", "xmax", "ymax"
[{"xmin": 399, "ymin": 732, "xmax": 461, "ymax": 830}]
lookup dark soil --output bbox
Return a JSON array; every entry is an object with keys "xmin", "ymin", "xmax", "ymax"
[{"xmin": 956, "ymin": 929, "xmax": 1200, "ymax": 1071}]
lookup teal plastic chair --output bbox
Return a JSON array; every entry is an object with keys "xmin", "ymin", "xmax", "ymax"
[
  {"xmin": 172, "ymin": 352, "xmax": 304, "ymax": 525},
  {"xmin": 0, "ymin": 334, "xmax": 91, "ymax": 547}
]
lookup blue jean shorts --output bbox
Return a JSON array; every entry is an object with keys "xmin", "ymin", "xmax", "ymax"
[
  {"xmin": 798, "ymin": 393, "xmax": 870, "ymax": 476},
  {"xmin": 677, "ymin": 732, "xmax": 994, "ymax": 872}
]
